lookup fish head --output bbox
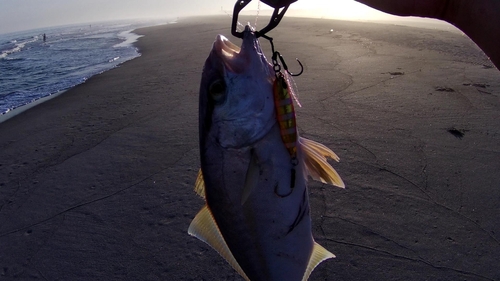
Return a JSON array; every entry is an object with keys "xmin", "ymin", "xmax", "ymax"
[{"xmin": 199, "ymin": 26, "xmax": 276, "ymax": 149}]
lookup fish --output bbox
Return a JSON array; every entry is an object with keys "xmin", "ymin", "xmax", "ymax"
[{"xmin": 189, "ymin": 25, "xmax": 345, "ymax": 281}]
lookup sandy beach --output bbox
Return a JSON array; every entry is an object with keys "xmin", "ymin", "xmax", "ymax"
[{"xmin": 0, "ymin": 16, "xmax": 499, "ymax": 280}]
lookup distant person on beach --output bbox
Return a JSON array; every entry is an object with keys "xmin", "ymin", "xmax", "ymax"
[
  {"xmin": 43, "ymin": 33, "xmax": 46, "ymax": 42},
  {"xmin": 269, "ymin": 0, "xmax": 500, "ymax": 70}
]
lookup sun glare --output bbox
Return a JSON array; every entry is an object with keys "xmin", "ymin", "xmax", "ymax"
[
  {"xmin": 236, "ymin": 0, "xmax": 396, "ymax": 21},
  {"xmin": 234, "ymin": 0, "xmax": 457, "ymax": 31},
  {"xmin": 289, "ymin": 0, "xmax": 393, "ymax": 20}
]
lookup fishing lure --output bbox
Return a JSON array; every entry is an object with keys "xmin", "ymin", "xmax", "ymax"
[
  {"xmin": 264, "ymin": 34, "xmax": 304, "ymax": 197},
  {"xmin": 273, "ymin": 72, "xmax": 300, "ymax": 197},
  {"xmin": 273, "ymin": 72, "xmax": 298, "ymax": 161}
]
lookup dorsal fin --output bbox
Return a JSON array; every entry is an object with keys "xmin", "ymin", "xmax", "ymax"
[
  {"xmin": 194, "ymin": 169, "xmax": 205, "ymax": 198},
  {"xmin": 302, "ymin": 242, "xmax": 336, "ymax": 281},
  {"xmin": 188, "ymin": 205, "xmax": 250, "ymax": 281},
  {"xmin": 299, "ymin": 137, "xmax": 345, "ymax": 188}
]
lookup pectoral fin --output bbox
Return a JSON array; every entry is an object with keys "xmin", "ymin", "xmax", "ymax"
[
  {"xmin": 194, "ymin": 169, "xmax": 205, "ymax": 198},
  {"xmin": 302, "ymin": 242, "xmax": 336, "ymax": 281},
  {"xmin": 299, "ymin": 137, "xmax": 345, "ymax": 188},
  {"xmin": 241, "ymin": 150, "xmax": 260, "ymax": 205},
  {"xmin": 188, "ymin": 205, "xmax": 250, "ymax": 281}
]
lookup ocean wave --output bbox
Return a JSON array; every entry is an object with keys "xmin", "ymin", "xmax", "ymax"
[
  {"xmin": 0, "ymin": 36, "xmax": 39, "ymax": 59},
  {"xmin": 113, "ymin": 30, "xmax": 143, "ymax": 48},
  {"xmin": 2, "ymin": 56, "xmax": 24, "ymax": 61},
  {"xmin": 0, "ymin": 18, "xmax": 173, "ymax": 117}
]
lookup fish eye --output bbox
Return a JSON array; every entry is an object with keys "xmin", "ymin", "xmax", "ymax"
[{"xmin": 209, "ymin": 79, "xmax": 226, "ymax": 103}]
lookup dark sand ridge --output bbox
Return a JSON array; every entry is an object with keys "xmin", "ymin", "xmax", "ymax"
[{"xmin": 0, "ymin": 16, "xmax": 499, "ymax": 280}]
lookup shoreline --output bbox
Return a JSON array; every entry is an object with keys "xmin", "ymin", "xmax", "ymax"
[
  {"xmin": 0, "ymin": 16, "xmax": 483, "ymax": 125},
  {"xmin": 0, "ymin": 90, "xmax": 67, "ymax": 124},
  {"xmin": 0, "ymin": 16, "xmax": 499, "ymax": 280},
  {"xmin": 0, "ymin": 21, "xmax": 163, "ymax": 123}
]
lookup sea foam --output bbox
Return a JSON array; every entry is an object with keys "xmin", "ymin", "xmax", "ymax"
[{"xmin": 0, "ymin": 19, "xmax": 170, "ymax": 118}]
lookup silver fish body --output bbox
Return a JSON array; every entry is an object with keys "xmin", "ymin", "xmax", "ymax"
[{"xmin": 190, "ymin": 26, "xmax": 344, "ymax": 281}]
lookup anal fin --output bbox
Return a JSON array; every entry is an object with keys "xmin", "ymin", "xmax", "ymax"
[
  {"xmin": 188, "ymin": 205, "xmax": 250, "ymax": 281},
  {"xmin": 302, "ymin": 242, "xmax": 336, "ymax": 281}
]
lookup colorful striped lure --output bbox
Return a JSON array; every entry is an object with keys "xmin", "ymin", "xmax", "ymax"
[
  {"xmin": 273, "ymin": 72, "xmax": 299, "ymax": 197},
  {"xmin": 273, "ymin": 72, "xmax": 298, "ymax": 162}
]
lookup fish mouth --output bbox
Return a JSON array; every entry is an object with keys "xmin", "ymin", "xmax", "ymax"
[
  {"xmin": 213, "ymin": 26, "xmax": 256, "ymax": 73},
  {"xmin": 214, "ymin": 35, "xmax": 241, "ymax": 61}
]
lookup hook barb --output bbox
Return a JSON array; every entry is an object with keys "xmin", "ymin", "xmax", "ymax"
[
  {"xmin": 288, "ymin": 58, "xmax": 303, "ymax": 77},
  {"xmin": 278, "ymin": 52, "xmax": 303, "ymax": 77}
]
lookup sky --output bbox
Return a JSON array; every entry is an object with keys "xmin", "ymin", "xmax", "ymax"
[{"xmin": 0, "ymin": 0, "xmax": 451, "ymax": 34}]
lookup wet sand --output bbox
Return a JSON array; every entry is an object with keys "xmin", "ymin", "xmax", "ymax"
[{"xmin": 0, "ymin": 16, "xmax": 499, "ymax": 280}]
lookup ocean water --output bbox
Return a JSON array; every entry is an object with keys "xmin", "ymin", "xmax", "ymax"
[{"xmin": 0, "ymin": 19, "xmax": 171, "ymax": 117}]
